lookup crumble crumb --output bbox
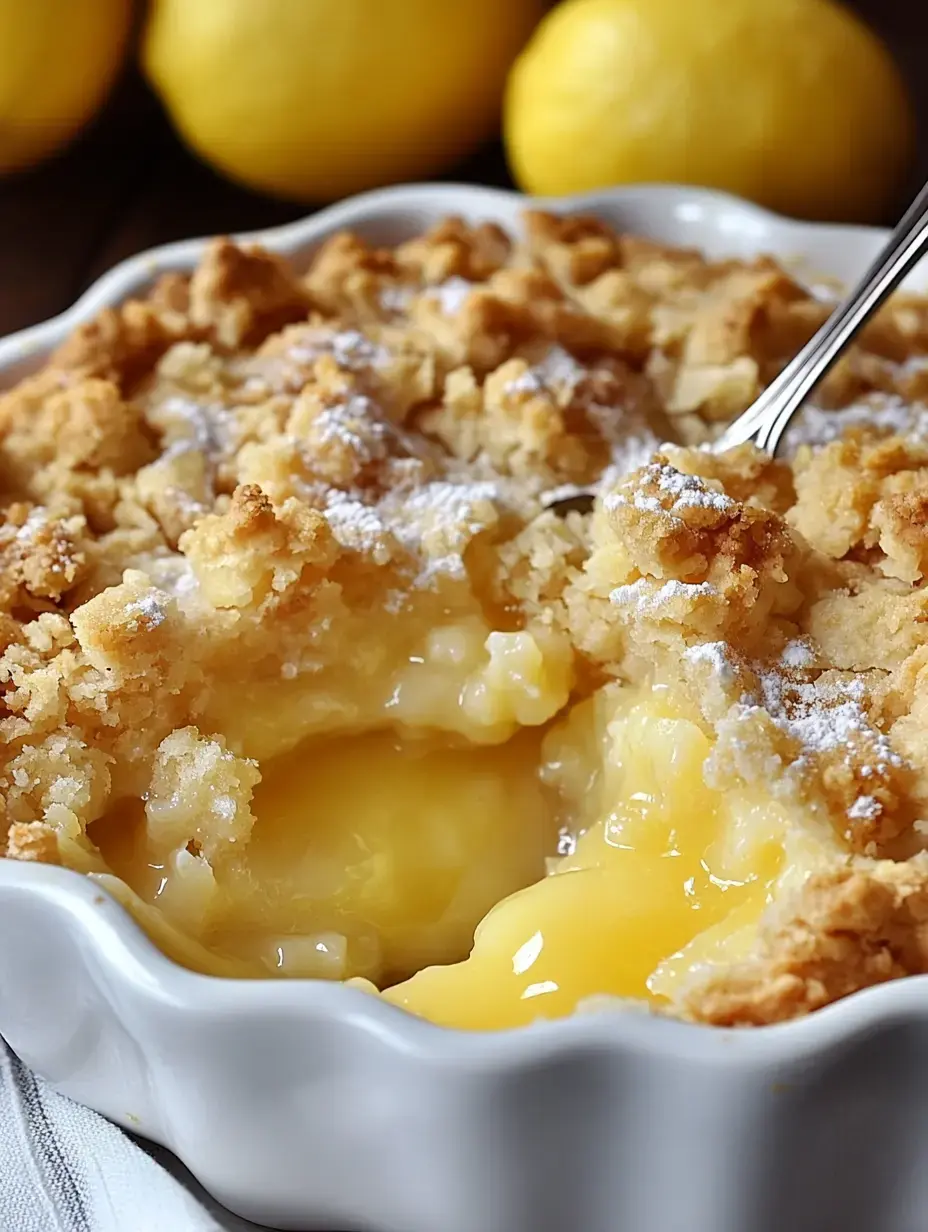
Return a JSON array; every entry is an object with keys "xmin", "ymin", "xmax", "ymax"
[
  {"xmin": 682, "ymin": 857, "xmax": 928, "ymax": 1026},
  {"xmin": 5, "ymin": 820, "xmax": 59, "ymax": 864}
]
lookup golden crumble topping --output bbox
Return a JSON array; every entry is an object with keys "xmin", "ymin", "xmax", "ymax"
[
  {"xmin": 680, "ymin": 857, "xmax": 928, "ymax": 1026},
  {"xmin": 7, "ymin": 211, "xmax": 928, "ymax": 1028}
]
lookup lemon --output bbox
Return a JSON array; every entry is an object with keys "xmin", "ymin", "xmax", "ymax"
[
  {"xmin": 0, "ymin": 0, "xmax": 132, "ymax": 176},
  {"xmin": 505, "ymin": 0, "xmax": 915, "ymax": 224},
  {"xmin": 143, "ymin": 0, "xmax": 545, "ymax": 204}
]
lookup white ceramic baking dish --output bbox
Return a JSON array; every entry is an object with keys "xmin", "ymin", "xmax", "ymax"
[{"xmin": 3, "ymin": 184, "xmax": 928, "ymax": 1232}]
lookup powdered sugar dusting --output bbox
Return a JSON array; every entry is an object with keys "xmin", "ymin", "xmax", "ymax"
[
  {"xmin": 784, "ymin": 396, "xmax": 928, "ymax": 452},
  {"xmin": 781, "ymin": 639, "xmax": 815, "ymax": 669},
  {"xmin": 540, "ymin": 437, "xmax": 660, "ymax": 509},
  {"xmin": 49, "ymin": 775, "xmax": 82, "ymax": 804},
  {"xmin": 598, "ymin": 434, "xmax": 661, "ymax": 488},
  {"xmin": 312, "ymin": 396, "xmax": 390, "ymax": 464},
  {"xmin": 606, "ymin": 460, "xmax": 734, "ymax": 517},
  {"xmin": 125, "ymin": 592, "xmax": 168, "ymax": 630},
  {"xmin": 657, "ymin": 466, "xmax": 735, "ymax": 514},
  {"xmin": 428, "ymin": 277, "xmax": 474, "ymax": 316},
  {"xmin": 684, "ymin": 640, "xmax": 736, "ymax": 685},
  {"xmin": 610, "ymin": 578, "xmax": 718, "ymax": 615},
  {"xmin": 396, "ymin": 481, "xmax": 498, "ymax": 538},
  {"xmin": 140, "ymin": 555, "xmax": 200, "ymax": 604},
  {"xmin": 287, "ymin": 329, "xmax": 391, "ymax": 372},
  {"xmin": 156, "ymin": 396, "xmax": 233, "ymax": 459},
  {"xmin": 505, "ymin": 346, "xmax": 589, "ymax": 396},
  {"xmin": 323, "ymin": 477, "xmax": 501, "ymax": 588},
  {"xmin": 323, "ymin": 489, "xmax": 391, "ymax": 560},
  {"xmin": 848, "ymin": 795, "xmax": 881, "ymax": 821},
  {"xmin": 684, "ymin": 636, "xmax": 903, "ymax": 825},
  {"xmin": 379, "ymin": 286, "xmax": 414, "ymax": 313},
  {"xmin": 605, "ymin": 488, "xmax": 661, "ymax": 514},
  {"xmin": 387, "ymin": 480, "xmax": 500, "ymax": 586},
  {"xmin": 540, "ymin": 482, "xmax": 590, "ymax": 507},
  {"xmin": 893, "ymin": 354, "xmax": 928, "ymax": 376},
  {"xmin": 755, "ymin": 669, "xmax": 901, "ymax": 767},
  {"xmin": 15, "ymin": 508, "xmax": 48, "ymax": 542}
]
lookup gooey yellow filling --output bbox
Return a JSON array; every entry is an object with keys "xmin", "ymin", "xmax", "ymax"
[
  {"xmin": 92, "ymin": 729, "xmax": 556, "ymax": 983},
  {"xmin": 93, "ymin": 678, "xmax": 799, "ymax": 1028},
  {"xmin": 384, "ymin": 684, "xmax": 787, "ymax": 1028}
]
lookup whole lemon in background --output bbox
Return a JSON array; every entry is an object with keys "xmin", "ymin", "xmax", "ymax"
[
  {"xmin": 0, "ymin": 0, "xmax": 132, "ymax": 175},
  {"xmin": 505, "ymin": 0, "xmax": 916, "ymax": 224},
  {"xmin": 143, "ymin": 0, "xmax": 545, "ymax": 204}
]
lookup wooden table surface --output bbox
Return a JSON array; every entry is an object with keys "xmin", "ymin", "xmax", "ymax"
[{"xmin": 2, "ymin": 0, "xmax": 927, "ymax": 341}]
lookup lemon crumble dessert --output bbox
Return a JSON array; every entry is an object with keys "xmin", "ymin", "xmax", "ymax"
[{"xmin": 5, "ymin": 211, "xmax": 928, "ymax": 1030}]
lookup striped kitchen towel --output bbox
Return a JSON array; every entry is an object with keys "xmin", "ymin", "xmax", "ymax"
[{"xmin": 0, "ymin": 1040, "xmax": 262, "ymax": 1232}]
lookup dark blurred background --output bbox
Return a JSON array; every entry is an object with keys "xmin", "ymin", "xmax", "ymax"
[{"xmin": 0, "ymin": 0, "xmax": 925, "ymax": 339}]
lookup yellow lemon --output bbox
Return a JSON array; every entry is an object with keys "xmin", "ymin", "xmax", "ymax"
[
  {"xmin": 143, "ymin": 0, "xmax": 545, "ymax": 204},
  {"xmin": 0, "ymin": 0, "xmax": 132, "ymax": 176},
  {"xmin": 505, "ymin": 0, "xmax": 915, "ymax": 223}
]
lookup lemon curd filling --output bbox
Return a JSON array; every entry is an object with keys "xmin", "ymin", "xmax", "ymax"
[
  {"xmin": 92, "ymin": 677, "xmax": 795, "ymax": 1029},
  {"xmin": 91, "ymin": 725, "xmax": 557, "ymax": 985},
  {"xmin": 384, "ymin": 682, "xmax": 789, "ymax": 1029},
  {"xmin": 85, "ymin": 613, "xmax": 574, "ymax": 988}
]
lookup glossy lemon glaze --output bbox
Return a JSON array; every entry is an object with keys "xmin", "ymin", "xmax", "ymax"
[{"xmin": 384, "ymin": 684, "xmax": 786, "ymax": 1028}]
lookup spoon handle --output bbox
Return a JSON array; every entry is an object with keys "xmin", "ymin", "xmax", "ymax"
[{"xmin": 717, "ymin": 179, "xmax": 928, "ymax": 454}]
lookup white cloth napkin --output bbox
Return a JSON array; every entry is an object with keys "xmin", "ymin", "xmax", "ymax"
[{"xmin": 0, "ymin": 1040, "xmax": 264, "ymax": 1231}]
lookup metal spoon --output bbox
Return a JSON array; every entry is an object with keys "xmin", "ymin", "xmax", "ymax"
[{"xmin": 716, "ymin": 179, "xmax": 928, "ymax": 456}]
